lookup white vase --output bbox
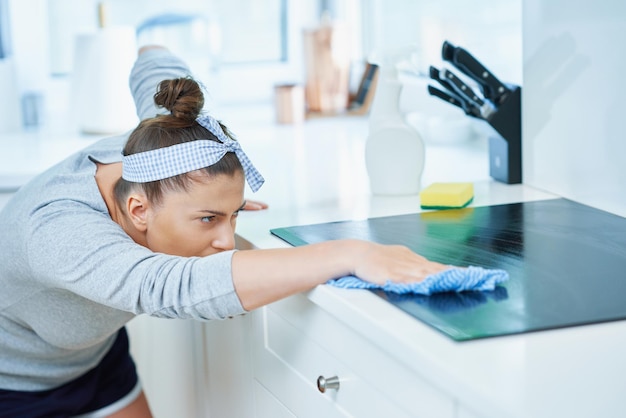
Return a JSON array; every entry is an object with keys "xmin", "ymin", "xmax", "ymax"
[
  {"xmin": 72, "ymin": 27, "xmax": 138, "ymax": 134},
  {"xmin": 365, "ymin": 65, "xmax": 425, "ymax": 195}
]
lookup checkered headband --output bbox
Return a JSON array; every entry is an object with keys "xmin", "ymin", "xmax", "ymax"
[{"xmin": 122, "ymin": 115, "xmax": 264, "ymax": 192}]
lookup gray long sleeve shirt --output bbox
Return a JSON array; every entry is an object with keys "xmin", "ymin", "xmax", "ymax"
[{"xmin": 0, "ymin": 49, "xmax": 245, "ymax": 391}]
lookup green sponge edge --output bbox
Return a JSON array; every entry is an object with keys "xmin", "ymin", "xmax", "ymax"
[{"xmin": 420, "ymin": 197, "xmax": 474, "ymax": 210}]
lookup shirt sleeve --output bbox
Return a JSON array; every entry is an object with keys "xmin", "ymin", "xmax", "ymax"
[
  {"xmin": 129, "ymin": 48, "xmax": 193, "ymax": 121},
  {"xmin": 26, "ymin": 199, "xmax": 246, "ymax": 320}
]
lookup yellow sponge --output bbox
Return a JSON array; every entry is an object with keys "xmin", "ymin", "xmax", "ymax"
[{"xmin": 419, "ymin": 182, "xmax": 474, "ymax": 209}]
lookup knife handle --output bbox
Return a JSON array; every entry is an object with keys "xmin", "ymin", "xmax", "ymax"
[
  {"xmin": 439, "ymin": 68, "xmax": 484, "ymax": 106},
  {"xmin": 441, "ymin": 41, "xmax": 456, "ymax": 62},
  {"xmin": 427, "ymin": 85, "xmax": 481, "ymax": 119},
  {"xmin": 454, "ymin": 48, "xmax": 509, "ymax": 103},
  {"xmin": 440, "ymin": 68, "xmax": 495, "ymax": 119},
  {"xmin": 429, "ymin": 66, "xmax": 457, "ymax": 95},
  {"xmin": 442, "ymin": 41, "xmax": 510, "ymax": 104},
  {"xmin": 427, "ymin": 85, "xmax": 463, "ymax": 108}
]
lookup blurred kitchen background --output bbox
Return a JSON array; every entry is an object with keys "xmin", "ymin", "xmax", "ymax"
[{"xmin": 0, "ymin": 0, "xmax": 521, "ymax": 138}]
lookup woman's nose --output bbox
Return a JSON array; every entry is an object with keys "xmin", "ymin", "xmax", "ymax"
[{"xmin": 212, "ymin": 222, "xmax": 236, "ymax": 251}]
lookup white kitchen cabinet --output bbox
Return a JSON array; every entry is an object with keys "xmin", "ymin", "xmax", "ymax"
[
  {"xmin": 254, "ymin": 381, "xmax": 296, "ymax": 418},
  {"xmin": 204, "ymin": 292, "xmax": 490, "ymax": 418},
  {"xmin": 250, "ymin": 294, "xmax": 456, "ymax": 418},
  {"xmin": 126, "ymin": 316, "xmax": 208, "ymax": 418}
]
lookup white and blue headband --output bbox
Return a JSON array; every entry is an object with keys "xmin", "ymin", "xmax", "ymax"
[{"xmin": 121, "ymin": 115, "xmax": 264, "ymax": 192}]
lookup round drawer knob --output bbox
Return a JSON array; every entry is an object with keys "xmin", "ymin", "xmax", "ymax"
[{"xmin": 317, "ymin": 375, "xmax": 340, "ymax": 393}]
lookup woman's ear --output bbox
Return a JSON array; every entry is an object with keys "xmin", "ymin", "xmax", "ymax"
[{"xmin": 127, "ymin": 194, "xmax": 149, "ymax": 232}]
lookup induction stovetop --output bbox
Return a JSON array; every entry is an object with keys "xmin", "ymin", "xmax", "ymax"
[{"xmin": 270, "ymin": 198, "xmax": 626, "ymax": 341}]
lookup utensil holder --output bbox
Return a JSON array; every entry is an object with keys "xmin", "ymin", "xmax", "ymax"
[{"xmin": 485, "ymin": 85, "xmax": 522, "ymax": 184}]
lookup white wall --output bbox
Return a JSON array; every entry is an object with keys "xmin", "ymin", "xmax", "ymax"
[
  {"xmin": 362, "ymin": 0, "xmax": 522, "ymax": 81},
  {"xmin": 522, "ymin": 0, "xmax": 626, "ymax": 217}
]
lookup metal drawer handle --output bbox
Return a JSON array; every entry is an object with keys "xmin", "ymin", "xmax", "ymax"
[{"xmin": 317, "ymin": 375, "xmax": 340, "ymax": 393}]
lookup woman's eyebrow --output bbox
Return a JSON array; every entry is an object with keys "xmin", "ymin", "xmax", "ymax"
[
  {"xmin": 196, "ymin": 201, "xmax": 246, "ymax": 217},
  {"xmin": 196, "ymin": 209, "xmax": 225, "ymax": 216}
]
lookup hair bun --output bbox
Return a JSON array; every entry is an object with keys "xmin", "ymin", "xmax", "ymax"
[{"xmin": 154, "ymin": 77, "xmax": 204, "ymax": 122}]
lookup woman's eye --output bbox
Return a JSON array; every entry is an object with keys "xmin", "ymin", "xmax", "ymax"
[{"xmin": 200, "ymin": 216, "xmax": 216, "ymax": 223}]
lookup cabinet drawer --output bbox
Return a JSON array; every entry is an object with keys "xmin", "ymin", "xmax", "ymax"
[
  {"xmin": 254, "ymin": 380, "xmax": 297, "ymax": 418},
  {"xmin": 253, "ymin": 307, "xmax": 411, "ymax": 417},
  {"xmin": 251, "ymin": 295, "xmax": 455, "ymax": 418}
]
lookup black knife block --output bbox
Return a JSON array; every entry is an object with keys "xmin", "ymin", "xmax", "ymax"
[{"xmin": 485, "ymin": 85, "xmax": 522, "ymax": 184}]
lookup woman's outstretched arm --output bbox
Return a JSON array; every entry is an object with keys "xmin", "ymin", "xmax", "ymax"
[{"xmin": 232, "ymin": 239, "xmax": 448, "ymax": 310}]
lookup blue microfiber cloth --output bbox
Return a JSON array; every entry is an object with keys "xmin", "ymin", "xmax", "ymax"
[{"xmin": 326, "ymin": 266, "xmax": 509, "ymax": 295}]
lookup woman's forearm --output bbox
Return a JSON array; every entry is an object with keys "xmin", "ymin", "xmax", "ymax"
[{"xmin": 231, "ymin": 240, "xmax": 362, "ymax": 311}]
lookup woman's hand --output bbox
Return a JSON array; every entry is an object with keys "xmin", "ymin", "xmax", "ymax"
[
  {"xmin": 351, "ymin": 241, "xmax": 449, "ymax": 285},
  {"xmin": 242, "ymin": 200, "xmax": 268, "ymax": 211}
]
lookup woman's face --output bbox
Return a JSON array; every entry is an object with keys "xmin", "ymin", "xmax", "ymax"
[{"xmin": 144, "ymin": 171, "xmax": 246, "ymax": 257}]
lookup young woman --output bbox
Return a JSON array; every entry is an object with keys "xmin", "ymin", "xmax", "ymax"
[{"xmin": 0, "ymin": 46, "xmax": 449, "ymax": 417}]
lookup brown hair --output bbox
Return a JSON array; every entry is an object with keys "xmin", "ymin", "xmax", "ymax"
[{"xmin": 113, "ymin": 77, "xmax": 243, "ymax": 207}]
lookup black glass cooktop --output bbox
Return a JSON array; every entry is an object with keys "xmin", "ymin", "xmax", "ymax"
[{"xmin": 270, "ymin": 198, "xmax": 626, "ymax": 341}]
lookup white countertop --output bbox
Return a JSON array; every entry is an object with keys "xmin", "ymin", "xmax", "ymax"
[{"xmin": 3, "ymin": 105, "xmax": 623, "ymax": 417}]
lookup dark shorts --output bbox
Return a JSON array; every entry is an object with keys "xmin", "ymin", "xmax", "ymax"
[{"xmin": 0, "ymin": 327, "xmax": 139, "ymax": 418}]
